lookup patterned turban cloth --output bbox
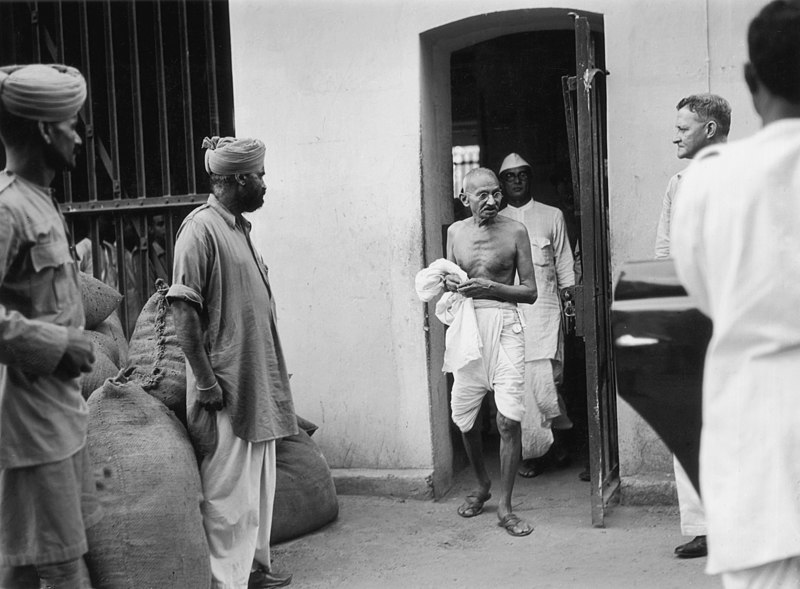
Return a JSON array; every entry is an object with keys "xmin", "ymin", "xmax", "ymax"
[
  {"xmin": 202, "ymin": 136, "xmax": 266, "ymax": 176},
  {"xmin": 0, "ymin": 63, "xmax": 87, "ymax": 122}
]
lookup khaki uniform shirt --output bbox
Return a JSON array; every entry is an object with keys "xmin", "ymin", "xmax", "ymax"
[{"xmin": 0, "ymin": 171, "xmax": 87, "ymax": 468}]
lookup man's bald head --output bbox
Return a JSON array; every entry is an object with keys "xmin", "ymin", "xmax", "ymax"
[{"xmin": 461, "ymin": 167, "xmax": 499, "ymax": 196}]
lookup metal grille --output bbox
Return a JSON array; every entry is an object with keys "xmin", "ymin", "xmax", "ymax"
[{"xmin": 0, "ymin": 0, "xmax": 235, "ymax": 335}]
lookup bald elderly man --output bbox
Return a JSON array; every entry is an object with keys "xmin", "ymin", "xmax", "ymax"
[
  {"xmin": 445, "ymin": 167, "xmax": 537, "ymax": 537},
  {"xmin": 169, "ymin": 137, "xmax": 297, "ymax": 589},
  {"xmin": 0, "ymin": 64, "xmax": 100, "ymax": 588}
]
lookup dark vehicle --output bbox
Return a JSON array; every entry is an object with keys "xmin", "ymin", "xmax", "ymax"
[{"xmin": 611, "ymin": 259, "xmax": 712, "ymax": 493}]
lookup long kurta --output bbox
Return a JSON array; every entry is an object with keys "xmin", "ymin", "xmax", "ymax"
[
  {"xmin": 499, "ymin": 199, "xmax": 575, "ymax": 361},
  {"xmin": 0, "ymin": 171, "xmax": 86, "ymax": 469},
  {"xmin": 167, "ymin": 194, "xmax": 297, "ymax": 443},
  {"xmin": 672, "ymin": 119, "xmax": 800, "ymax": 576}
]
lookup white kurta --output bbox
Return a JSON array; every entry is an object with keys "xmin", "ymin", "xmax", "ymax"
[
  {"xmin": 499, "ymin": 200, "xmax": 575, "ymax": 361},
  {"xmin": 672, "ymin": 119, "xmax": 800, "ymax": 576}
]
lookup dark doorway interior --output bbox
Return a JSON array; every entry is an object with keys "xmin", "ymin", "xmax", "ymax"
[{"xmin": 448, "ymin": 30, "xmax": 589, "ymax": 478}]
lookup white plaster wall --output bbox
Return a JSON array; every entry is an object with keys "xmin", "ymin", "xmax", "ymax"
[{"xmin": 227, "ymin": 0, "xmax": 763, "ymax": 476}]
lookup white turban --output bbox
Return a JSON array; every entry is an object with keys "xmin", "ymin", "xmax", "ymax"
[
  {"xmin": 499, "ymin": 153, "xmax": 531, "ymax": 174},
  {"xmin": 0, "ymin": 64, "xmax": 87, "ymax": 122},
  {"xmin": 202, "ymin": 136, "xmax": 266, "ymax": 176}
]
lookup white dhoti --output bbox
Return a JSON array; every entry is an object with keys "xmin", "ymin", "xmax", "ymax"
[
  {"xmin": 520, "ymin": 359, "xmax": 562, "ymax": 459},
  {"xmin": 450, "ymin": 301, "xmax": 525, "ymax": 432},
  {"xmin": 201, "ymin": 409, "xmax": 277, "ymax": 589}
]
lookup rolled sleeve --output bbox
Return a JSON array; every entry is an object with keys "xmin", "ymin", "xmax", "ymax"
[
  {"xmin": 168, "ymin": 218, "xmax": 210, "ymax": 310},
  {"xmin": 166, "ymin": 283, "xmax": 204, "ymax": 308}
]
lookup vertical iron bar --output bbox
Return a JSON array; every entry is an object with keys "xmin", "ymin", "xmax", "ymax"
[
  {"xmin": 102, "ymin": 1, "xmax": 127, "ymax": 331},
  {"xmin": 178, "ymin": 0, "xmax": 196, "ymax": 193},
  {"xmin": 204, "ymin": 0, "xmax": 220, "ymax": 136},
  {"xmin": 29, "ymin": 1, "xmax": 41, "ymax": 62},
  {"xmin": 164, "ymin": 213, "xmax": 175, "ymax": 282},
  {"xmin": 141, "ymin": 216, "xmax": 153, "ymax": 294},
  {"xmin": 128, "ymin": 2, "xmax": 146, "ymax": 198},
  {"xmin": 154, "ymin": 0, "xmax": 171, "ymax": 196},
  {"xmin": 102, "ymin": 0, "xmax": 121, "ymax": 199},
  {"xmin": 53, "ymin": 1, "xmax": 74, "ymax": 204},
  {"xmin": 113, "ymin": 215, "xmax": 129, "ymax": 336},
  {"xmin": 6, "ymin": 5, "xmax": 19, "ymax": 63},
  {"xmin": 78, "ymin": 1, "xmax": 97, "ymax": 203},
  {"xmin": 78, "ymin": 1, "xmax": 100, "ymax": 277}
]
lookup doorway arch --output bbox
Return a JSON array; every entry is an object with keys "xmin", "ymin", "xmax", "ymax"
[{"xmin": 420, "ymin": 10, "xmax": 615, "ymax": 522}]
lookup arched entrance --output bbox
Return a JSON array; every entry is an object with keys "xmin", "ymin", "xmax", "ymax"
[{"xmin": 421, "ymin": 9, "xmax": 618, "ymax": 525}]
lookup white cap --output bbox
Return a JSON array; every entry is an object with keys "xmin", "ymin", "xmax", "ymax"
[{"xmin": 499, "ymin": 153, "xmax": 531, "ymax": 174}]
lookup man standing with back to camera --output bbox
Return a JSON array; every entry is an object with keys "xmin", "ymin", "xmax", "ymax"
[
  {"xmin": 673, "ymin": 1, "xmax": 800, "ymax": 585},
  {"xmin": 0, "ymin": 64, "xmax": 100, "ymax": 589},
  {"xmin": 169, "ymin": 136, "xmax": 297, "ymax": 589}
]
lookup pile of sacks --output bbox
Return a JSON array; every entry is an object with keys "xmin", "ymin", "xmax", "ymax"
[{"xmin": 78, "ymin": 274, "xmax": 339, "ymax": 588}]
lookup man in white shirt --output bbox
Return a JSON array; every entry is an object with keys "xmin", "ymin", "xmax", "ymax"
[
  {"xmin": 498, "ymin": 153, "xmax": 575, "ymax": 477},
  {"xmin": 655, "ymin": 93, "xmax": 731, "ymax": 261},
  {"xmin": 672, "ymin": 1, "xmax": 800, "ymax": 585},
  {"xmin": 656, "ymin": 93, "xmax": 731, "ymax": 560}
]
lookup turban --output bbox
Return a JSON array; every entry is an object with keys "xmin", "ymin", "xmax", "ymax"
[
  {"xmin": 0, "ymin": 64, "xmax": 87, "ymax": 122},
  {"xmin": 499, "ymin": 153, "xmax": 531, "ymax": 174},
  {"xmin": 202, "ymin": 136, "xmax": 266, "ymax": 176}
]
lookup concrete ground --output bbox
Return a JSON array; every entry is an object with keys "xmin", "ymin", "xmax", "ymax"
[{"xmin": 272, "ymin": 449, "xmax": 719, "ymax": 589}]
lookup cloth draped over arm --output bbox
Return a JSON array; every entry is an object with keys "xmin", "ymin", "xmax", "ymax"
[{"xmin": 414, "ymin": 258, "xmax": 482, "ymax": 373}]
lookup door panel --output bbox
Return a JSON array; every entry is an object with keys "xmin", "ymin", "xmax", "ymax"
[{"xmin": 563, "ymin": 14, "xmax": 619, "ymax": 527}]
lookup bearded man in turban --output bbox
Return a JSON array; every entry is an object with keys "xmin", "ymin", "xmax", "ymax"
[
  {"xmin": 168, "ymin": 136, "xmax": 297, "ymax": 589},
  {"xmin": 0, "ymin": 64, "xmax": 100, "ymax": 588}
]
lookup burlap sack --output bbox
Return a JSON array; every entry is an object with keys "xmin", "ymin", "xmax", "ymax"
[
  {"xmin": 85, "ymin": 370, "xmax": 210, "ymax": 589},
  {"xmin": 86, "ymin": 331, "xmax": 119, "ymax": 368},
  {"xmin": 80, "ymin": 349, "xmax": 118, "ymax": 400},
  {"xmin": 94, "ymin": 311, "xmax": 128, "ymax": 368},
  {"xmin": 79, "ymin": 271, "xmax": 123, "ymax": 331},
  {"xmin": 271, "ymin": 428, "xmax": 339, "ymax": 544},
  {"xmin": 296, "ymin": 415, "xmax": 319, "ymax": 437},
  {"xmin": 127, "ymin": 280, "xmax": 186, "ymax": 424}
]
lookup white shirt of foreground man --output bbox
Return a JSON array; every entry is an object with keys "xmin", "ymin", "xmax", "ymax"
[
  {"xmin": 673, "ymin": 117, "xmax": 800, "ymax": 582},
  {"xmin": 672, "ymin": 1, "xmax": 800, "ymax": 578}
]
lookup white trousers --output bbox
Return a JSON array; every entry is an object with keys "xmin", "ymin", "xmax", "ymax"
[
  {"xmin": 673, "ymin": 455, "xmax": 706, "ymax": 536},
  {"xmin": 201, "ymin": 409, "xmax": 277, "ymax": 589},
  {"xmin": 721, "ymin": 556, "xmax": 800, "ymax": 589}
]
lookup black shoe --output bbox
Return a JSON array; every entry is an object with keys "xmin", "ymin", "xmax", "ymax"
[
  {"xmin": 248, "ymin": 566, "xmax": 293, "ymax": 588},
  {"xmin": 674, "ymin": 535, "xmax": 707, "ymax": 559}
]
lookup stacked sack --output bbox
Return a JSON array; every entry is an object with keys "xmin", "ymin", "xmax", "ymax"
[
  {"xmin": 122, "ymin": 283, "xmax": 339, "ymax": 544},
  {"xmin": 126, "ymin": 279, "xmax": 187, "ymax": 425},
  {"xmin": 85, "ymin": 370, "xmax": 210, "ymax": 588},
  {"xmin": 271, "ymin": 416, "xmax": 339, "ymax": 543},
  {"xmin": 80, "ymin": 273, "xmax": 338, "ymax": 584},
  {"xmin": 78, "ymin": 272, "xmax": 126, "ymax": 399}
]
